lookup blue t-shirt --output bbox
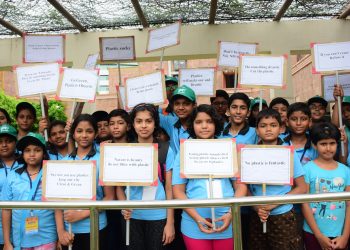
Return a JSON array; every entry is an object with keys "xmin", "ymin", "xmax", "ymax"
[
  {"xmin": 249, "ymin": 142, "xmax": 305, "ymax": 215},
  {"xmin": 47, "ymin": 150, "xmax": 66, "ymax": 160},
  {"xmin": 283, "ymin": 136, "xmax": 318, "ymax": 166},
  {"xmin": 172, "ymin": 152, "xmax": 234, "ymax": 239},
  {"xmin": 63, "ymin": 150, "xmax": 107, "ymax": 233},
  {"xmin": 159, "ymin": 114, "xmax": 190, "ymax": 155},
  {"xmin": 220, "ymin": 122, "xmax": 258, "ymax": 145},
  {"xmin": 303, "ymin": 161, "xmax": 350, "ymax": 237},
  {"xmin": 1, "ymin": 167, "xmax": 57, "ymax": 248},
  {"xmin": 129, "ymin": 146, "xmax": 175, "ymax": 220}
]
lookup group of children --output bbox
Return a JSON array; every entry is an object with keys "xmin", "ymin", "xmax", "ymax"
[{"xmin": 0, "ymin": 77, "xmax": 349, "ymax": 250}]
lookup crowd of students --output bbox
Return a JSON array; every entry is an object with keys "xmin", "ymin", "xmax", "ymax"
[{"xmin": 0, "ymin": 76, "xmax": 349, "ymax": 250}]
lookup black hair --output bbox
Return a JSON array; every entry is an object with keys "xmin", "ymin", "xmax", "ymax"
[
  {"xmin": 188, "ymin": 104, "xmax": 223, "ymax": 139},
  {"xmin": 15, "ymin": 102, "xmax": 37, "ymax": 120},
  {"xmin": 256, "ymin": 108, "xmax": 282, "ymax": 127},
  {"xmin": 129, "ymin": 103, "xmax": 160, "ymax": 139},
  {"xmin": 228, "ymin": 92, "xmax": 250, "ymax": 107},
  {"xmin": 310, "ymin": 122, "xmax": 340, "ymax": 145},
  {"xmin": 70, "ymin": 114, "xmax": 98, "ymax": 139},
  {"xmin": 92, "ymin": 110, "xmax": 109, "ymax": 123},
  {"xmin": 287, "ymin": 102, "xmax": 311, "ymax": 118},
  {"xmin": 48, "ymin": 120, "xmax": 66, "ymax": 136},
  {"xmin": 269, "ymin": 97, "xmax": 289, "ymax": 109},
  {"xmin": 108, "ymin": 109, "xmax": 134, "ymax": 142},
  {"xmin": 210, "ymin": 89, "xmax": 229, "ymax": 103},
  {"xmin": 0, "ymin": 108, "xmax": 12, "ymax": 124}
]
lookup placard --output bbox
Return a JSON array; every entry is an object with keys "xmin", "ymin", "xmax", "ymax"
[
  {"xmin": 312, "ymin": 41, "xmax": 350, "ymax": 73},
  {"xmin": 218, "ymin": 41, "xmax": 257, "ymax": 68},
  {"xmin": 179, "ymin": 68, "xmax": 215, "ymax": 96},
  {"xmin": 322, "ymin": 73, "xmax": 350, "ymax": 101},
  {"xmin": 84, "ymin": 53, "xmax": 99, "ymax": 70},
  {"xmin": 238, "ymin": 55, "xmax": 287, "ymax": 88},
  {"xmin": 238, "ymin": 145, "xmax": 293, "ymax": 185},
  {"xmin": 42, "ymin": 160, "xmax": 96, "ymax": 201},
  {"xmin": 24, "ymin": 34, "xmax": 65, "ymax": 63},
  {"xmin": 180, "ymin": 139, "xmax": 238, "ymax": 178},
  {"xmin": 57, "ymin": 68, "xmax": 99, "ymax": 102},
  {"xmin": 125, "ymin": 71, "xmax": 166, "ymax": 109},
  {"xmin": 15, "ymin": 63, "xmax": 60, "ymax": 97},
  {"xmin": 100, "ymin": 143, "xmax": 158, "ymax": 186},
  {"xmin": 99, "ymin": 36, "xmax": 136, "ymax": 61},
  {"xmin": 146, "ymin": 21, "xmax": 181, "ymax": 53}
]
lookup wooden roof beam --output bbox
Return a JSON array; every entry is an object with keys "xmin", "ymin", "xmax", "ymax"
[
  {"xmin": 131, "ymin": 0, "xmax": 149, "ymax": 28},
  {"xmin": 0, "ymin": 18, "xmax": 24, "ymax": 36},
  {"xmin": 338, "ymin": 3, "xmax": 350, "ymax": 19},
  {"xmin": 209, "ymin": 0, "xmax": 218, "ymax": 24},
  {"xmin": 273, "ymin": 0, "xmax": 293, "ymax": 21},
  {"xmin": 47, "ymin": 0, "xmax": 87, "ymax": 32}
]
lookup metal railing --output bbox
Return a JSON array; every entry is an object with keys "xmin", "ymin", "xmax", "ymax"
[{"xmin": 1, "ymin": 192, "xmax": 350, "ymax": 250}]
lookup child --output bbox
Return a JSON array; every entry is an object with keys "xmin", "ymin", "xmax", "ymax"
[
  {"xmin": 15, "ymin": 102, "xmax": 37, "ymax": 139},
  {"xmin": 249, "ymin": 109, "xmax": 307, "ymax": 250},
  {"xmin": 55, "ymin": 114, "xmax": 114, "ymax": 250},
  {"xmin": 47, "ymin": 120, "xmax": 68, "ymax": 160},
  {"xmin": 0, "ymin": 108, "xmax": 12, "ymax": 125},
  {"xmin": 307, "ymin": 95, "xmax": 329, "ymax": 124},
  {"xmin": 172, "ymin": 104, "xmax": 247, "ymax": 250},
  {"xmin": 269, "ymin": 97, "xmax": 289, "ymax": 139},
  {"xmin": 302, "ymin": 122, "xmax": 350, "ymax": 250},
  {"xmin": 161, "ymin": 75, "xmax": 179, "ymax": 116},
  {"xmin": 2, "ymin": 133, "xmax": 57, "ymax": 250},
  {"xmin": 210, "ymin": 89, "xmax": 229, "ymax": 123},
  {"xmin": 92, "ymin": 110, "xmax": 112, "ymax": 151},
  {"xmin": 0, "ymin": 124, "xmax": 20, "ymax": 249},
  {"xmin": 108, "ymin": 109, "xmax": 133, "ymax": 144},
  {"xmin": 248, "ymin": 97, "xmax": 268, "ymax": 127},
  {"xmin": 118, "ymin": 103, "xmax": 175, "ymax": 250},
  {"xmin": 160, "ymin": 85, "xmax": 196, "ymax": 155}
]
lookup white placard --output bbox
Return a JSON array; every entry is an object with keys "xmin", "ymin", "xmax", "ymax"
[
  {"xmin": 58, "ymin": 68, "xmax": 99, "ymax": 101},
  {"xmin": 313, "ymin": 41, "xmax": 350, "ymax": 72},
  {"xmin": 43, "ymin": 161, "xmax": 95, "ymax": 200},
  {"xmin": 218, "ymin": 42, "xmax": 257, "ymax": 68},
  {"xmin": 24, "ymin": 35, "xmax": 65, "ymax": 63},
  {"xmin": 147, "ymin": 22, "xmax": 181, "ymax": 52},
  {"xmin": 239, "ymin": 55, "xmax": 286, "ymax": 87},
  {"xmin": 240, "ymin": 146, "xmax": 292, "ymax": 185},
  {"xmin": 101, "ymin": 144, "xmax": 156, "ymax": 185},
  {"xmin": 181, "ymin": 139, "xmax": 237, "ymax": 178},
  {"xmin": 179, "ymin": 68, "xmax": 215, "ymax": 96},
  {"xmin": 100, "ymin": 37, "xmax": 135, "ymax": 61},
  {"xmin": 118, "ymin": 86, "xmax": 126, "ymax": 109},
  {"xmin": 125, "ymin": 72, "xmax": 165, "ymax": 108},
  {"xmin": 84, "ymin": 53, "xmax": 99, "ymax": 70},
  {"xmin": 323, "ymin": 73, "xmax": 350, "ymax": 101},
  {"xmin": 15, "ymin": 63, "xmax": 60, "ymax": 97}
]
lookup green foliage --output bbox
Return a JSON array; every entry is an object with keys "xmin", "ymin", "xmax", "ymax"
[{"xmin": 0, "ymin": 91, "xmax": 67, "ymax": 131}]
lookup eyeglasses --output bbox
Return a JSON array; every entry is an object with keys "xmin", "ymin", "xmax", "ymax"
[
  {"xmin": 309, "ymin": 104, "xmax": 326, "ymax": 111},
  {"xmin": 212, "ymin": 101, "xmax": 228, "ymax": 107},
  {"xmin": 166, "ymin": 85, "xmax": 177, "ymax": 91}
]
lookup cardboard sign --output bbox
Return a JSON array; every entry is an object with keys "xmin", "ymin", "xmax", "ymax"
[
  {"xmin": 322, "ymin": 73, "xmax": 350, "ymax": 101},
  {"xmin": 84, "ymin": 53, "xmax": 99, "ymax": 70},
  {"xmin": 57, "ymin": 68, "xmax": 99, "ymax": 102},
  {"xmin": 238, "ymin": 55, "xmax": 287, "ymax": 88},
  {"xmin": 146, "ymin": 21, "xmax": 181, "ymax": 53},
  {"xmin": 15, "ymin": 63, "xmax": 60, "ymax": 97},
  {"xmin": 42, "ymin": 160, "xmax": 96, "ymax": 201},
  {"xmin": 24, "ymin": 34, "xmax": 65, "ymax": 63},
  {"xmin": 179, "ymin": 68, "xmax": 215, "ymax": 96},
  {"xmin": 180, "ymin": 139, "xmax": 238, "ymax": 178},
  {"xmin": 218, "ymin": 41, "xmax": 257, "ymax": 68},
  {"xmin": 312, "ymin": 41, "xmax": 350, "ymax": 73},
  {"xmin": 125, "ymin": 71, "xmax": 166, "ymax": 109},
  {"xmin": 238, "ymin": 145, "xmax": 293, "ymax": 185},
  {"xmin": 100, "ymin": 143, "xmax": 158, "ymax": 186},
  {"xmin": 99, "ymin": 36, "xmax": 136, "ymax": 61}
]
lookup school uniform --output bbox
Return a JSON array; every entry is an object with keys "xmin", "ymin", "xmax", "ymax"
[
  {"xmin": 220, "ymin": 122, "xmax": 258, "ymax": 144},
  {"xmin": 283, "ymin": 135, "xmax": 318, "ymax": 166},
  {"xmin": 1, "ymin": 167, "xmax": 57, "ymax": 249},
  {"xmin": 47, "ymin": 149, "xmax": 66, "ymax": 160}
]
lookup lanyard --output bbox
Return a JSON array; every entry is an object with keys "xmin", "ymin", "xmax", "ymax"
[
  {"xmin": 1, "ymin": 160, "xmax": 16, "ymax": 177},
  {"xmin": 26, "ymin": 169, "xmax": 42, "ymax": 201},
  {"xmin": 287, "ymin": 140, "xmax": 309, "ymax": 163}
]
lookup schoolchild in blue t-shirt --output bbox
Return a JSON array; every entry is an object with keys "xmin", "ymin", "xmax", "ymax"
[
  {"xmin": 0, "ymin": 124, "xmax": 21, "ymax": 249},
  {"xmin": 2, "ymin": 133, "xmax": 57, "ymax": 250},
  {"xmin": 269, "ymin": 97, "xmax": 290, "ymax": 141},
  {"xmin": 55, "ymin": 114, "xmax": 114, "ymax": 250},
  {"xmin": 249, "ymin": 109, "xmax": 307, "ymax": 250},
  {"xmin": 119, "ymin": 103, "xmax": 175, "ymax": 250},
  {"xmin": 173, "ymin": 104, "xmax": 247, "ymax": 250},
  {"xmin": 47, "ymin": 120, "xmax": 69, "ymax": 160},
  {"xmin": 302, "ymin": 122, "xmax": 350, "ymax": 250}
]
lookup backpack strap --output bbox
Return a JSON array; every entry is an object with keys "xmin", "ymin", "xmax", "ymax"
[{"xmin": 158, "ymin": 141, "xmax": 170, "ymax": 184}]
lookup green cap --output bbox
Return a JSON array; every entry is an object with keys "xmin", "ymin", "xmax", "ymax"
[
  {"xmin": 0, "ymin": 124, "xmax": 17, "ymax": 140},
  {"xmin": 250, "ymin": 97, "xmax": 267, "ymax": 110},
  {"xmin": 165, "ymin": 75, "xmax": 178, "ymax": 85},
  {"xmin": 172, "ymin": 85, "xmax": 196, "ymax": 102},
  {"xmin": 343, "ymin": 96, "xmax": 350, "ymax": 105},
  {"xmin": 17, "ymin": 132, "xmax": 46, "ymax": 152}
]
